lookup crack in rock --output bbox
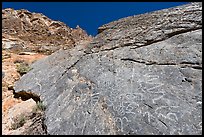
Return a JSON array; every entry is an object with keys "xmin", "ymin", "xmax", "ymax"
[{"xmin": 120, "ymin": 58, "xmax": 202, "ymax": 70}]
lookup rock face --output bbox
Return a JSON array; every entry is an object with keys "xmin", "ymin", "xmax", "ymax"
[
  {"xmin": 14, "ymin": 2, "xmax": 202, "ymax": 135},
  {"xmin": 2, "ymin": 8, "xmax": 92, "ymax": 54}
]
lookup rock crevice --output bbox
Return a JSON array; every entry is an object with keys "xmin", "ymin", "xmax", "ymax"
[{"xmin": 120, "ymin": 58, "xmax": 202, "ymax": 69}]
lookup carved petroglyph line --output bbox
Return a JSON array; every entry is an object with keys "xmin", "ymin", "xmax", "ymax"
[
  {"xmin": 155, "ymin": 106, "xmax": 168, "ymax": 113},
  {"xmin": 116, "ymin": 117, "xmax": 123, "ymax": 132},
  {"xmin": 81, "ymin": 110, "xmax": 89, "ymax": 134},
  {"xmin": 158, "ymin": 113, "xmax": 168, "ymax": 121},
  {"xmin": 149, "ymin": 89, "xmax": 165, "ymax": 94},
  {"xmin": 155, "ymin": 106, "xmax": 180, "ymax": 122},
  {"xmin": 166, "ymin": 112, "xmax": 178, "ymax": 121},
  {"xmin": 197, "ymin": 122, "xmax": 202, "ymax": 130},
  {"xmin": 122, "ymin": 116, "xmax": 130, "ymax": 131},
  {"xmin": 95, "ymin": 127, "xmax": 102, "ymax": 134},
  {"xmin": 91, "ymin": 93, "xmax": 100, "ymax": 107},
  {"xmin": 126, "ymin": 103, "xmax": 134, "ymax": 112},
  {"xmin": 146, "ymin": 77, "xmax": 160, "ymax": 83},
  {"xmin": 137, "ymin": 72, "xmax": 159, "ymax": 82},
  {"xmin": 137, "ymin": 72, "xmax": 164, "ymax": 94},
  {"xmin": 143, "ymin": 73, "xmax": 160, "ymax": 79},
  {"xmin": 115, "ymin": 115, "xmax": 132, "ymax": 133},
  {"xmin": 125, "ymin": 102, "xmax": 137, "ymax": 115},
  {"xmin": 131, "ymin": 67, "xmax": 135, "ymax": 93},
  {"xmin": 118, "ymin": 93, "xmax": 140, "ymax": 102},
  {"xmin": 112, "ymin": 93, "xmax": 141, "ymax": 118},
  {"xmin": 106, "ymin": 98, "xmax": 114, "ymax": 107},
  {"xmin": 37, "ymin": 82, "xmax": 42, "ymax": 92},
  {"xmin": 144, "ymin": 111, "xmax": 152, "ymax": 123},
  {"xmin": 35, "ymin": 77, "xmax": 42, "ymax": 92},
  {"xmin": 91, "ymin": 92, "xmax": 100, "ymax": 97},
  {"xmin": 132, "ymin": 93, "xmax": 144, "ymax": 102},
  {"xmin": 147, "ymin": 83, "xmax": 164, "ymax": 91},
  {"xmin": 118, "ymin": 108, "xmax": 126, "ymax": 116},
  {"xmin": 152, "ymin": 93, "xmax": 165, "ymax": 104}
]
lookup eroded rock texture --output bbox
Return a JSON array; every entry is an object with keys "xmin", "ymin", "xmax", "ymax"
[
  {"xmin": 2, "ymin": 8, "xmax": 92, "ymax": 54},
  {"xmin": 14, "ymin": 2, "xmax": 202, "ymax": 135}
]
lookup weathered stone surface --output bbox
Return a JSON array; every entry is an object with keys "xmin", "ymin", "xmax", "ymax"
[
  {"xmin": 14, "ymin": 2, "xmax": 202, "ymax": 135},
  {"xmin": 2, "ymin": 8, "xmax": 92, "ymax": 54},
  {"xmin": 2, "ymin": 71, "xmax": 5, "ymax": 78},
  {"xmin": 7, "ymin": 99, "xmax": 36, "ymax": 121}
]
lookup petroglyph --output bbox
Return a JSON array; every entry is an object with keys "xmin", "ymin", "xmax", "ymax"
[{"xmin": 155, "ymin": 105, "xmax": 180, "ymax": 122}]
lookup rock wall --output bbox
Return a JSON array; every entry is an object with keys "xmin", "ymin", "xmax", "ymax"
[{"xmin": 14, "ymin": 2, "xmax": 202, "ymax": 135}]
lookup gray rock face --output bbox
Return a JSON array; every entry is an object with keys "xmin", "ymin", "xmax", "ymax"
[
  {"xmin": 14, "ymin": 2, "xmax": 202, "ymax": 135},
  {"xmin": 2, "ymin": 71, "xmax": 5, "ymax": 79}
]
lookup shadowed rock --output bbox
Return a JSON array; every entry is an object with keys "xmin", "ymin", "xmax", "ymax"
[{"xmin": 14, "ymin": 2, "xmax": 202, "ymax": 135}]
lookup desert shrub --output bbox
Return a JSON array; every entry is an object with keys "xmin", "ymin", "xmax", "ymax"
[
  {"xmin": 36, "ymin": 101, "xmax": 46, "ymax": 111},
  {"xmin": 14, "ymin": 59, "xmax": 25, "ymax": 64},
  {"xmin": 32, "ymin": 101, "xmax": 46, "ymax": 113},
  {"xmin": 10, "ymin": 114, "xmax": 26, "ymax": 130},
  {"xmin": 2, "ymin": 53, "xmax": 11, "ymax": 60},
  {"xmin": 16, "ymin": 62, "xmax": 32, "ymax": 76}
]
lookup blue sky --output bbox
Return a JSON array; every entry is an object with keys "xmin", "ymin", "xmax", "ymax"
[{"xmin": 2, "ymin": 2, "xmax": 189, "ymax": 36}]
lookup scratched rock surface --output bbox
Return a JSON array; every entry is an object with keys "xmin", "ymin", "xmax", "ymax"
[{"xmin": 14, "ymin": 2, "xmax": 202, "ymax": 135}]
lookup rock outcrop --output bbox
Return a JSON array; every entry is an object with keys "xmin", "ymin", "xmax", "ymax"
[
  {"xmin": 2, "ymin": 8, "xmax": 92, "ymax": 135},
  {"xmin": 14, "ymin": 2, "xmax": 202, "ymax": 135},
  {"xmin": 2, "ymin": 8, "xmax": 92, "ymax": 54}
]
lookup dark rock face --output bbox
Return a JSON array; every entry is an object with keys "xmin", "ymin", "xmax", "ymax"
[{"xmin": 14, "ymin": 2, "xmax": 202, "ymax": 135}]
